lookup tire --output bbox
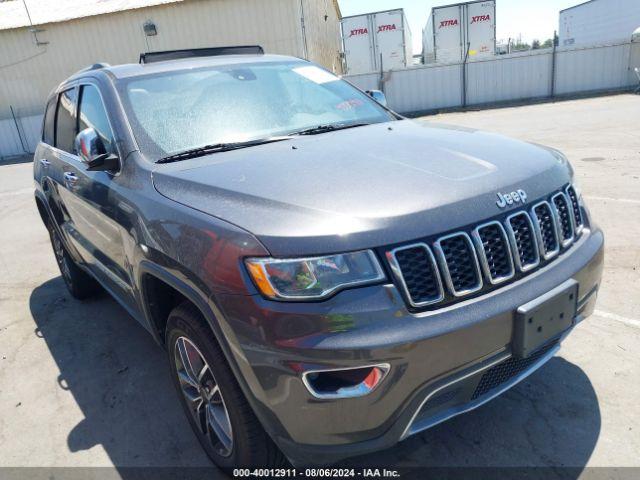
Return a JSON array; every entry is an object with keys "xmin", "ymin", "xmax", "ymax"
[
  {"xmin": 166, "ymin": 302, "xmax": 287, "ymax": 470},
  {"xmin": 46, "ymin": 218, "xmax": 101, "ymax": 300}
]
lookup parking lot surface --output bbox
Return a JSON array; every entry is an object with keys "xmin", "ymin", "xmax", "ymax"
[{"xmin": 1, "ymin": 94, "xmax": 639, "ymax": 472}]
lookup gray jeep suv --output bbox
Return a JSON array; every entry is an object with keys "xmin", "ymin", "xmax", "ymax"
[{"xmin": 33, "ymin": 47, "xmax": 604, "ymax": 469}]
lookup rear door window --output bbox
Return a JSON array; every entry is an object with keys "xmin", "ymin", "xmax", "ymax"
[
  {"xmin": 42, "ymin": 97, "xmax": 56, "ymax": 145},
  {"xmin": 78, "ymin": 84, "xmax": 115, "ymax": 155},
  {"xmin": 55, "ymin": 88, "xmax": 77, "ymax": 153}
]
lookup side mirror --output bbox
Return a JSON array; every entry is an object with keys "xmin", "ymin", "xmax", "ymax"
[
  {"xmin": 74, "ymin": 128, "xmax": 119, "ymax": 172},
  {"xmin": 366, "ymin": 89, "xmax": 388, "ymax": 107}
]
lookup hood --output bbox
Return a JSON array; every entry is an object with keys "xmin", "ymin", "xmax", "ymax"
[{"xmin": 152, "ymin": 120, "xmax": 571, "ymax": 256}]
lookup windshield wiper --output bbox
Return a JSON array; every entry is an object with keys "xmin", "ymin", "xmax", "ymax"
[
  {"xmin": 289, "ymin": 123, "xmax": 372, "ymax": 136},
  {"xmin": 156, "ymin": 136, "xmax": 291, "ymax": 164},
  {"xmin": 156, "ymin": 124, "xmax": 372, "ymax": 163}
]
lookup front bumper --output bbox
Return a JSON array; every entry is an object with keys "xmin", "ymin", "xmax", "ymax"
[{"xmin": 215, "ymin": 226, "xmax": 604, "ymax": 466}]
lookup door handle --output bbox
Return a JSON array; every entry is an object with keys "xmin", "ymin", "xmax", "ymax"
[
  {"xmin": 39, "ymin": 158, "xmax": 51, "ymax": 168},
  {"xmin": 63, "ymin": 171, "xmax": 79, "ymax": 187}
]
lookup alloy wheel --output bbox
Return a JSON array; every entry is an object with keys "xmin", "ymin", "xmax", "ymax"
[{"xmin": 174, "ymin": 336, "xmax": 234, "ymax": 457}]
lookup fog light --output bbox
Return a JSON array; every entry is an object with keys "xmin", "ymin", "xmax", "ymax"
[{"xmin": 302, "ymin": 364, "xmax": 389, "ymax": 399}]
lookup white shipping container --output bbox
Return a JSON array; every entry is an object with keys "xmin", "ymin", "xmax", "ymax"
[
  {"xmin": 341, "ymin": 9, "xmax": 413, "ymax": 75},
  {"xmin": 559, "ymin": 0, "xmax": 640, "ymax": 47},
  {"xmin": 423, "ymin": 5, "xmax": 463, "ymax": 63},
  {"xmin": 422, "ymin": 1, "xmax": 496, "ymax": 64}
]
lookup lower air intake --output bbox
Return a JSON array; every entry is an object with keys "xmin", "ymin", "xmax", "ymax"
[{"xmin": 471, "ymin": 342, "xmax": 557, "ymax": 400}]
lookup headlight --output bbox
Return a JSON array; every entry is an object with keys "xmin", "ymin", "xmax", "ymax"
[{"xmin": 245, "ymin": 250, "xmax": 385, "ymax": 300}]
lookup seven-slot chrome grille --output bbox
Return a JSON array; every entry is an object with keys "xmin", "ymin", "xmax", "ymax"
[{"xmin": 387, "ymin": 185, "xmax": 584, "ymax": 309}]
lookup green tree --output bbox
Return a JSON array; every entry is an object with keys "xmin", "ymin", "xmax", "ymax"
[{"xmin": 512, "ymin": 41, "xmax": 530, "ymax": 51}]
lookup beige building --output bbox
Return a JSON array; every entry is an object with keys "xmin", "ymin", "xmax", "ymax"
[{"xmin": 0, "ymin": 0, "xmax": 342, "ymax": 157}]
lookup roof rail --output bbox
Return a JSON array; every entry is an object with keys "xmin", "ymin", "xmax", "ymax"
[
  {"xmin": 139, "ymin": 46, "xmax": 264, "ymax": 64},
  {"xmin": 73, "ymin": 63, "xmax": 110, "ymax": 76}
]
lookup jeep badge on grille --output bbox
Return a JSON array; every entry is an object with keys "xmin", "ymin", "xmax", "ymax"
[{"xmin": 496, "ymin": 189, "xmax": 527, "ymax": 208}]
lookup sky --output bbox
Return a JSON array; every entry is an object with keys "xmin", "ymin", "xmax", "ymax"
[{"xmin": 338, "ymin": 0, "xmax": 581, "ymax": 52}]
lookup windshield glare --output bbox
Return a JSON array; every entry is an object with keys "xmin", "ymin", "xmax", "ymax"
[{"xmin": 121, "ymin": 61, "xmax": 393, "ymax": 156}]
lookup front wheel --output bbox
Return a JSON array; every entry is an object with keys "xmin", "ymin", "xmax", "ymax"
[{"xmin": 166, "ymin": 302, "xmax": 287, "ymax": 470}]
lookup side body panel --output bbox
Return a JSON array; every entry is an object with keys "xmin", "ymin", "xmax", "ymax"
[
  {"xmin": 59, "ymin": 154, "xmax": 138, "ymax": 311},
  {"xmin": 47, "ymin": 79, "xmax": 138, "ymax": 313}
]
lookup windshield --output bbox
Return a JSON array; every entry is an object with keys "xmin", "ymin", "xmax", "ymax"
[{"xmin": 119, "ymin": 61, "xmax": 394, "ymax": 157}]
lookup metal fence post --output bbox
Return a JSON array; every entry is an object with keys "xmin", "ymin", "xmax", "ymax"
[
  {"xmin": 462, "ymin": 42, "xmax": 470, "ymax": 108},
  {"xmin": 550, "ymin": 31, "xmax": 558, "ymax": 98},
  {"xmin": 10, "ymin": 106, "xmax": 30, "ymax": 155},
  {"xmin": 378, "ymin": 53, "xmax": 385, "ymax": 92}
]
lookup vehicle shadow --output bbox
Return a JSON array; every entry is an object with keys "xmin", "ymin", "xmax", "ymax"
[
  {"xmin": 0, "ymin": 154, "xmax": 32, "ymax": 166},
  {"xmin": 30, "ymin": 276, "xmax": 600, "ymax": 479},
  {"xmin": 29, "ymin": 277, "xmax": 221, "ymax": 477}
]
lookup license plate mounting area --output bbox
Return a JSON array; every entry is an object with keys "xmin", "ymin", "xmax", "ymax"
[{"xmin": 514, "ymin": 279, "xmax": 578, "ymax": 358}]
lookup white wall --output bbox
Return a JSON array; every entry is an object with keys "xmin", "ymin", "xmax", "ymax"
[
  {"xmin": 385, "ymin": 63, "xmax": 463, "ymax": 113},
  {"xmin": 466, "ymin": 50, "xmax": 552, "ymax": 104},
  {"xmin": 555, "ymin": 43, "xmax": 634, "ymax": 94}
]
